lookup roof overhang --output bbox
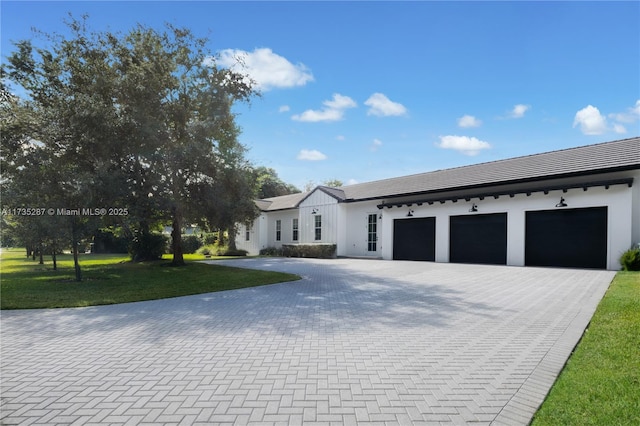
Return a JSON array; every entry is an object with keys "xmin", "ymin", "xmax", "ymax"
[{"xmin": 376, "ymin": 177, "xmax": 634, "ymax": 209}]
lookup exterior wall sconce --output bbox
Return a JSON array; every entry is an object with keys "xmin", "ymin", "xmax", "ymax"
[
  {"xmin": 555, "ymin": 197, "xmax": 568, "ymax": 208},
  {"xmin": 378, "ymin": 213, "xmax": 383, "ymax": 219},
  {"xmin": 407, "ymin": 210, "xmax": 414, "ymax": 217},
  {"xmin": 469, "ymin": 203, "xmax": 478, "ymax": 212},
  {"xmin": 311, "ymin": 208, "xmax": 318, "ymax": 214}
]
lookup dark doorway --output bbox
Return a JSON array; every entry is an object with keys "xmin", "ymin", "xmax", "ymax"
[
  {"xmin": 393, "ymin": 217, "xmax": 436, "ymax": 261},
  {"xmin": 525, "ymin": 207, "xmax": 607, "ymax": 269},
  {"xmin": 450, "ymin": 213, "xmax": 507, "ymax": 265}
]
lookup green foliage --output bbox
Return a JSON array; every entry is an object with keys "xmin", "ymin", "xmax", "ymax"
[
  {"xmin": 221, "ymin": 248, "xmax": 248, "ymax": 257},
  {"xmin": 532, "ymin": 272, "xmax": 640, "ymax": 425},
  {"xmin": 253, "ymin": 166, "xmax": 300, "ymax": 199},
  {"xmin": 202, "ymin": 233, "xmax": 218, "ymax": 245},
  {"xmin": 180, "ymin": 235, "xmax": 203, "ymax": 254},
  {"xmin": 281, "ymin": 244, "xmax": 337, "ymax": 259},
  {"xmin": 92, "ymin": 229, "xmax": 129, "ymax": 253},
  {"xmin": 2, "ymin": 16, "xmax": 258, "ymax": 272},
  {"xmin": 619, "ymin": 245, "xmax": 640, "ymax": 271},
  {"xmin": 128, "ymin": 232, "xmax": 167, "ymax": 262},
  {"xmin": 260, "ymin": 247, "xmax": 282, "ymax": 256}
]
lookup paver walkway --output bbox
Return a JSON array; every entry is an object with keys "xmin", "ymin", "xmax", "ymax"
[{"xmin": 1, "ymin": 259, "xmax": 614, "ymax": 425}]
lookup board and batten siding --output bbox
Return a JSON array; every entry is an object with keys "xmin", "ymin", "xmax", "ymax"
[{"xmin": 298, "ymin": 190, "xmax": 339, "ymax": 245}]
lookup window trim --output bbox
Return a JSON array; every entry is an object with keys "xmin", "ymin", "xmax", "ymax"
[
  {"xmin": 275, "ymin": 219, "xmax": 281, "ymax": 241},
  {"xmin": 292, "ymin": 218, "xmax": 299, "ymax": 242},
  {"xmin": 314, "ymin": 215, "xmax": 322, "ymax": 241}
]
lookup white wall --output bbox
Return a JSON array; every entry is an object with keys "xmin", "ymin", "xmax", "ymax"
[
  {"xmin": 298, "ymin": 190, "xmax": 338, "ymax": 244},
  {"xmin": 631, "ymin": 171, "xmax": 640, "ymax": 247},
  {"xmin": 264, "ymin": 210, "xmax": 300, "ymax": 248},
  {"xmin": 235, "ymin": 215, "xmax": 264, "ymax": 256},
  {"xmin": 340, "ymin": 200, "xmax": 383, "ymax": 257}
]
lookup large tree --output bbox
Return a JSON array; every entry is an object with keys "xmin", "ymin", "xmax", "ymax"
[{"xmin": 2, "ymin": 16, "xmax": 257, "ymax": 270}]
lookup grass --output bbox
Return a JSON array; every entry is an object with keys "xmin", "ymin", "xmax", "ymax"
[
  {"xmin": 0, "ymin": 248, "xmax": 300, "ymax": 309},
  {"xmin": 531, "ymin": 271, "xmax": 640, "ymax": 425}
]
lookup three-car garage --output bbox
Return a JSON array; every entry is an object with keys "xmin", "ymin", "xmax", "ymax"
[{"xmin": 392, "ymin": 207, "xmax": 610, "ymax": 269}]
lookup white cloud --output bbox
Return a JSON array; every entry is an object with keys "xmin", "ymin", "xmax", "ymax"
[
  {"xmin": 370, "ymin": 138, "xmax": 383, "ymax": 152},
  {"xmin": 279, "ymin": 105, "xmax": 290, "ymax": 113},
  {"xmin": 609, "ymin": 100, "xmax": 640, "ymax": 124},
  {"xmin": 509, "ymin": 104, "xmax": 530, "ymax": 118},
  {"xmin": 457, "ymin": 114, "xmax": 482, "ymax": 128},
  {"xmin": 292, "ymin": 93, "xmax": 357, "ymax": 122},
  {"xmin": 297, "ymin": 149, "xmax": 327, "ymax": 161},
  {"xmin": 364, "ymin": 93, "xmax": 407, "ymax": 117},
  {"xmin": 325, "ymin": 93, "xmax": 357, "ymax": 110},
  {"xmin": 573, "ymin": 105, "xmax": 607, "ymax": 135},
  {"xmin": 346, "ymin": 178, "xmax": 359, "ymax": 185},
  {"xmin": 436, "ymin": 135, "xmax": 491, "ymax": 156},
  {"xmin": 215, "ymin": 48, "xmax": 313, "ymax": 91},
  {"xmin": 613, "ymin": 123, "xmax": 627, "ymax": 134},
  {"xmin": 336, "ymin": 135, "xmax": 345, "ymax": 141}
]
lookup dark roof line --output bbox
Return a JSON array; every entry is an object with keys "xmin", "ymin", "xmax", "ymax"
[{"xmin": 376, "ymin": 177, "xmax": 634, "ymax": 209}]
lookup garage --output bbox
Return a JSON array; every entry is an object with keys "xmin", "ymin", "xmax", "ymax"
[
  {"xmin": 450, "ymin": 213, "xmax": 507, "ymax": 265},
  {"xmin": 525, "ymin": 207, "xmax": 608, "ymax": 269},
  {"xmin": 393, "ymin": 217, "xmax": 436, "ymax": 261}
]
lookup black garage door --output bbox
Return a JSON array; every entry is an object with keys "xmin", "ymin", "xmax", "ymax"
[
  {"xmin": 393, "ymin": 217, "xmax": 436, "ymax": 261},
  {"xmin": 450, "ymin": 213, "xmax": 507, "ymax": 265},
  {"xmin": 525, "ymin": 207, "xmax": 607, "ymax": 269}
]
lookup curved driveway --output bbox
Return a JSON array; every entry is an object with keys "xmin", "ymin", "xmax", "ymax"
[{"xmin": 1, "ymin": 258, "xmax": 614, "ymax": 425}]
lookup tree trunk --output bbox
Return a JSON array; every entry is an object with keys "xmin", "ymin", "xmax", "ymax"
[
  {"xmin": 227, "ymin": 225, "xmax": 237, "ymax": 251},
  {"xmin": 38, "ymin": 242, "xmax": 44, "ymax": 265},
  {"xmin": 51, "ymin": 241, "xmax": 58, "ymax": 271},
  {"xmin": 171, "ymin": 208, "xmax": 185, "ymax": 266},
  {"xmin": 72, "ymin": 220, "xmax": 82, "ymax": 281}
]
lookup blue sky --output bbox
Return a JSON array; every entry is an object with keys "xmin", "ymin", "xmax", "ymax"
[{"xmin": 2, "ymin": 1, "xmax": 639, "ymax": 190}]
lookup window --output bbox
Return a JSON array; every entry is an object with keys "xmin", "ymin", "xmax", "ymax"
[
  {"xmin": 314, "ymin": 215, "xmax": 322, "ymax": 241},
  {"xmin": 292, "ymin": 218, "xmax": 299, "ymax": 241},
  {"xmin": 276, "ymin": 220, "xmax": 281, "ymax": 241},
  {"xmin": 245, "ymin": 230, "xmax": 250, "ymax": 241},
  {"xmin": 368, "ymin": 214, "xmax": 377, "ymax": 252}
]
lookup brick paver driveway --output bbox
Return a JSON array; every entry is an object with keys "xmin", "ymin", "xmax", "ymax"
[{"xmin": 1, "ymin": 258, "xmax": 614, "ymax": 425}]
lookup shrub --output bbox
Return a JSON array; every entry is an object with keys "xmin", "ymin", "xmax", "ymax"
[
  {"xmin": 260, "ymin": 247, "xmax": 282, "ymax": 256},
  {"xmin": 181, "ymin": 235, "xmax": 203, "ymax": 254},
  {"xmin": 203, "ymin": 233, "xmax": 218, "ymax": 245},
  {"xmin": 619, "ymin": 244, "xmax": 640, "ymax": 271},
  {"xmin": 129, "ymin": 232, "xmax": 167, "ymax": 262},
  {"xmin": 281, "ymin": 244, "xmax": 336, "ymax": 259},
  {"xmin": 221, "ymin": 249, "xmax": 248, "ymax": 257}
]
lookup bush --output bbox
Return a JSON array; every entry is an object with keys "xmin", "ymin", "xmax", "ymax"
[
  {"xmin": 281, "ymin": 244, "xmax": 336, "ymax": 259},
  {"xmin": 129, "ymin": 232, "xmax": 167, "ymax": 262},
  {"xmin": 620, "ymin": 245, "xmax": 640, "ymax": 271},
  {"xmin": 203, "ymin": 233, "xmax": 218, "ymax": 245},
  {"xmin": 260, "ymin": 247, "xmax": 282, "ymax": 256},
  {"xmin": 221, "ymin": 249, "xmax": 248, "ymax": 257},
  {"xmin": 181, "ymin": 235, "xmax": 203, "ymax": 254}
]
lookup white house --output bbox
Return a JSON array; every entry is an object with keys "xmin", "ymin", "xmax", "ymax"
[{"xmin": 236, "ymin": 137, "xmax": 640, "ymax": 270}]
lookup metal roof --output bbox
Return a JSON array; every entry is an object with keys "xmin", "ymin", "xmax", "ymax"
[{"xmin": 257, "ymin": 137, "xmax": 640, "ymax": 211}]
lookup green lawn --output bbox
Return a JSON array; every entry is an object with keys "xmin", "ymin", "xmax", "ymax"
[
  {"xmin": 0, "ymin": 248, "xmax": 300, "ymax": 309},
  {"xmin": 531, "ymin": 271, "xmax": 640, "ymax": 425}
]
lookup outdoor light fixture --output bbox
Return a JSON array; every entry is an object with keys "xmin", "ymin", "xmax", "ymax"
[
  {"xmin": 555, "ymin": 197, "xmax": 568, "ymax": 208},
  {"xmin": 311, "ymin": 208, "xmax": 318, "ymax": 214},
  {"xmin": 469, "ymin": 203, "xmax": 478, "ymax": 212},
  {"xmin": 407, "ymin": 210, "xmax": 414, "ymax": 217}
]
